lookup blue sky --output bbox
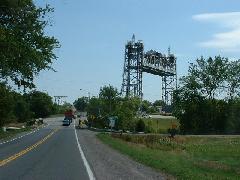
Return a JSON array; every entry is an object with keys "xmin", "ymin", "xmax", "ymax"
[{"xmin": 34, "ymin": 0, "xmax": 240, "ymax": 103}]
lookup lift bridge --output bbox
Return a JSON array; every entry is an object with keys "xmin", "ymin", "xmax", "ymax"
[{"xmin": 121, "ymin": 35, "xmax": 177, "ymax": 106}]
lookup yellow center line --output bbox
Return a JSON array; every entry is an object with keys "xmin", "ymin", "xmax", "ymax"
[{"xmin": 0, "ymin": 128, "xmax": 59, "ymax": 167}]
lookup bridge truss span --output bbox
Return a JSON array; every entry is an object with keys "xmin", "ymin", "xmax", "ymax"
[{"xmin": 121, "ymin": 35, "xmax": 177, "ymax": 106}]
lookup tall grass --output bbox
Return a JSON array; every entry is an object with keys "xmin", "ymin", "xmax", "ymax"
[
  {"xmin": 98, "ymin": 133, "xmax": 240, "ymax": 179},
  {"xmin": 142, "ymin": 118, "xmax": 179, "ymax": 133}
]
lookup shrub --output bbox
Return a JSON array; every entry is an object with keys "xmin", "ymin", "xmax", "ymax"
[
  {"xmin": 168, "ymin": 128, "xmax": 177, "ymax": 138},
  {"xmin": 136, "ymin": 119, "xmax": 145, "ymax": 132}
]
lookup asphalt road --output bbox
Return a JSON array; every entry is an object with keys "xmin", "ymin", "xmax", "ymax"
[
  {"xmin": 0, "ymin": 117, "xmax": 165, "ymax": 180},
  {"xmin": 0, "ymin": 117, "xmax": 90, "ymax": 180}
]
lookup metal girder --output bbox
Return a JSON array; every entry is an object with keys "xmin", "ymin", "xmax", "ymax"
[
  {"xmin": 121, "ymin": 35, "xmax": 177, "ymax": 106},
  {"xmin": 121, "ymin": 35, "xmax": 143, "ymax": 99}
]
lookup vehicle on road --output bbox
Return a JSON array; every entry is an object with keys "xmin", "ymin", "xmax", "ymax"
[
  {"xmin": 142, "ymin": 114, "xmax": 152, "ymax": 118},
  {"xmin": 64, "ymin": 109, "xmax": 75, "ymax": 123},
  {"xmin": 62, "ymin": 119, "xmax": 70, "ymax": 126}
]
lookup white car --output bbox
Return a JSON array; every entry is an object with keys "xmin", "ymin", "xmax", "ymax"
[{"xmin": 142, "ymin": 114, "xmax": 152, "ymax": 118}]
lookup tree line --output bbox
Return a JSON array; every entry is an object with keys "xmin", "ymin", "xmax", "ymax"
[
  {"xmin": 75, "ymin": 56, "xmax": 240, "ymax": 135},
  {"xmin": 173, "ymin": 56, "xmax": 240, "ymax": 134},
  {"xmin": 0, "ymin": 84, "xmax": 63, "ymax": 127},
  {"xmin": 73, "ymin": 86, "xmax": 164, "ymax": 132}
]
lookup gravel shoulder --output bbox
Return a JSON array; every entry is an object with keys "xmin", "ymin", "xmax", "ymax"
[{"xmin": 76, "ymin": 129, "xmax": 166, "ymax": 180}]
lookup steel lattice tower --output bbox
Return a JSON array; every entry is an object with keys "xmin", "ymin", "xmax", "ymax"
[
  {"xmin": 121, "ymin": 35, "xmax": 144, "ymax": 99},
  {"xmin": 121, "ymin": 35, "xmax": 177, "ymax": 107}
]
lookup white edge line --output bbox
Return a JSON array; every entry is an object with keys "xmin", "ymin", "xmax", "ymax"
[
  {"xmin": 74, "ymin": 120, "xmax": 95, "ymax": 180},
  {"xmin": 0, "ymin": 124, "xmax": 49, "ymax": 145}
]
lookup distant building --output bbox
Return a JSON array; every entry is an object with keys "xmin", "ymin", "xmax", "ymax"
[{"xmin": 156, "ymin": 106, "xmax": 162, "ymax": 114}]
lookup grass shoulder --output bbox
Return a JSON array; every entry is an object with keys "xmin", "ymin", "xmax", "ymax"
[
  {"xmin": 0, "ymin": 126, "xmax": 32, "ymax": 141},
  {"xmin": 97, "ymin": 133, "xmax": 240, "ymax": 180}
]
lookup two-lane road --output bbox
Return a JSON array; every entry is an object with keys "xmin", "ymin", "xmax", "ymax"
[
  {"xmin": 0, "ymin": 117, "xmax": 165, "ymax": 180},
  {"xmin": 0, "ymin": 117, "xmax": 91, "ymax": 180}
]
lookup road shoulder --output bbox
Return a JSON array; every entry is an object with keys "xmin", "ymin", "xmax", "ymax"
[{"xmin": 76, "ymin": 129, "xmax": 166, "ymax": 180}]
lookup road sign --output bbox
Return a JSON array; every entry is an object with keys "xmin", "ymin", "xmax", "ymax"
[{"xmin": 108, "ymin": 116, "xmax": 117, "ymax": 128}]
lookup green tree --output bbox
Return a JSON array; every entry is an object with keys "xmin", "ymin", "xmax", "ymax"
[
  {"xmin": 226, "ymin": 60, "xmax": 240, "ymax": 99},
  {"xmin": 227, "ymin": 99, "xmax": 240, "ymax": 133},
  {"xmin": 115, "ymin": 97, "xmax": 141, "ymax": 131},
  {"xmin": 190, "ymin": 56, "xmax": 228, "ymax": 99},
  {"xmin": 141, "ymin": 100, "xmax": 152, "ymax": 113},
  {"xmin": 153, "ymin": 100, "xmax": 165, "ymax": 107},
  {"xmin": 0, "ymin": 0, "xmax": 20, "ymax": 8},
  {"xmin": 87, "ymin": 97, "xmax": 101, "ymax": 118},
  {"xmin": 26, "ymin": 91, "xmax": 54, "ymax": 118},
  {"xmin": 86, "ymin": 97, "xmax": 105, "ymax": 128},
  {"xmin": 55, "ymin": 102, "xmax": 73, "ymax": 114},
  {"xmin": 12, "ymin": 92, "xmax": 32, "ymax": 122},
  {"xmin": 99, "ymin": 85, "xmax": 119, "ymax": 116},
  {"xmin": 0, "ymin": 83, "xmax": 14, "ymax": 127},
  {"xmin": 73, "ymin": 97, "xmax": 88, "ymax": 111},
  {"xmin": 0, "ymin": 0, "xmax": 59, "ymax": 89},
  {"xmin": 173, "ymin": 56, "xmax": 240, "ymax": 134}
]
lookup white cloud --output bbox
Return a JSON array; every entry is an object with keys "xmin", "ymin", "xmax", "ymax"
[{"xmin": 193, "ymin": 12, "xmax": 240, "ymax": 52}]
